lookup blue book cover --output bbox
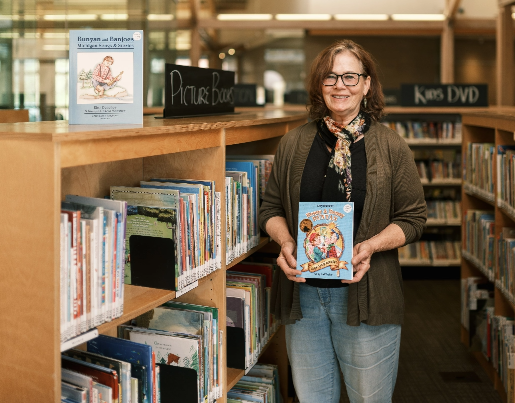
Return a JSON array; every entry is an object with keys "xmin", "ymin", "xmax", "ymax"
[
  {"xmin": 87, "ymin": 334, "xmax": 153, "ymax": 403},
  {"xmin": 69, "ymin": 30, "xmax": 143, "ymax": 124},
  {"xmin": 296, "ymin": 202, "xmax": 354, "ymax": 280}
]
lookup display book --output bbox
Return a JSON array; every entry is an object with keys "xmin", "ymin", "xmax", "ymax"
[
  {"xmin": 60, "ymin": 195, "xmax": 127, "ymax": 344},
  {"xmin": 109, "ymin": 178, "xmax": 221, "ymax": 292},
  {"xmin": 68, "ymin": 30, "xmax": 143, "ymax": 124},
  {"xmin": 295, "ymin": 202, "xmax": 354, "ymax": 280},
  {"xmin": 227, "ymin": 363, "xmax": 281, "ymax": 403},
  {"xmin": 226, "ymin": 262, "xmax": 280, "ymax": 371}
]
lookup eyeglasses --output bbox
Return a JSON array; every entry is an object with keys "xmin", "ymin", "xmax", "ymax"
[{"xmin": 322, "ymin": 73, "xmax": 366, "ymax": 87}]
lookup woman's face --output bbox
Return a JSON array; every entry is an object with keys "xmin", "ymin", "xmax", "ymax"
[{"xmin": 322, "ymin": 51, "xmax": 371, "ymax": 125}]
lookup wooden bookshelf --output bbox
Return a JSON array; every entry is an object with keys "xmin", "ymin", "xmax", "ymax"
[
  {"xmin": 461, "ymin": 108, "xmax": 515, "ymax": 403},
  {"xmin": 0, "ymin": 109, "xmax": 307, "ymax": 402},
  {"xmin": 227, "ymin": 237, "xmax": 270, "ymax": 269}
]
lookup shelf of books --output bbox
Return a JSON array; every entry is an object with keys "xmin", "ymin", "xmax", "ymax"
[
  {"xmin": 383, "ymin": 110, "xmax": 464, "ymax": 267},
  {"xmin": 0, "ymin": 109, "xmax": 307, "ymax": 403},
  {"xmin": 460, "ymin": 108, "xmax": 515, "ymax": 403}
]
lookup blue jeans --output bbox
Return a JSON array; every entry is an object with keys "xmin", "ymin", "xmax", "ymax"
[{"xmin": 285, "ymin": 284, "xmax": 401, "ymax": 403}]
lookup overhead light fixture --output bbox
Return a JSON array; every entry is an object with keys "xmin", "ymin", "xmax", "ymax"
[
  {"xmin": 512, "ymin": 12, "xmax": 515, "ymax": 19},
  {"xmin": 148, "ymin": 14, "xmax": 174, "ymax": 20},
  {"xmin": 43, "ymin": 45, "xmax": 69, "ymax": 51},
  {"xmin": 391, "ymin": 14, "xmax": 445, "ymax": 21},
  {"xmin": 21, "ymin": 15, "xmax": 37, "ymax": 20},
  {"xmin": 43, "ymin": 32, "xmax": 69, "ymax": 39},
  {"xmin": 334, "ymin": 14, "xmax": 389, "ymax": 21},
  {"xmin": 275, "ymin": 14, "xmax": 331, "ymax": 21},
  {"xmin": 44, "ymin": 14, "xmax": 97, "ymax": 21},
  {"xmin": 219, "ymin": 52, "xmax": 226, "ymax": 59},
  {"xmin": 228, "ymin": 48, "xmax": 235, "ymax": 55},
  {"xmin": 0, "ymin": 32, "xmax": 20, "ymax": 38},
  {"xmin": 100, "ymin": 14, "xmax": 128, "ymax": 20},
  {"xmin": 217, "ymin": 14, "xmax": 273, "ymax": 21}
]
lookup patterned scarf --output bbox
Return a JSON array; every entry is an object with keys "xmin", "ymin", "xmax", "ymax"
[{"xmin": 322, "ymin": 112, "xmax": 370, "ymax": 201}]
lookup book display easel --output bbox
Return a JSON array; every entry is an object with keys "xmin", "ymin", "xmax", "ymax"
[
  {"xmin": 460, "ymin": 109, "xmax": 515, "ymax": 403},
  {"xmin": 0, "ymin": 109, "xmax": 306, "ymax": 402}
]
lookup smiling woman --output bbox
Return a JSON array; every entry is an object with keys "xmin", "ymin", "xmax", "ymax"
[{"xmin": 259, "ymin": 39, "xmax": 427, "ymax": 403}]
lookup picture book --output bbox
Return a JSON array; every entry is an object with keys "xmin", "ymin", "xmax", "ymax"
[
  {"xmin": 296, "ymin": 202, "xmax": 354, "ymax": 281},
  {"xmin": 87, "ymin": 334, "xmax": 153, "ymax": 403},
  {"xmin": 69, "ymin": 30, "xmax": 143, "ymax": 124}
]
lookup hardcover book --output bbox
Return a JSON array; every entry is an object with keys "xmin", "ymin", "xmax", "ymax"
[
  {"xmin": 296, "ymin": 202, "xmax": 354, "ymax": 280},
  {"xmin": 69, "ymin": 30, "xmax": 143, "ymax": 124}
]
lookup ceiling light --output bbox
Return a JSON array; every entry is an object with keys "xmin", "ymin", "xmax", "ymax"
[
  {"xmin": 43, "ymin": 45, "xmax": 69, "ymax": 51},
  {"xmin": 219, "ymin": 52, "xmax": 226, "ymax": 59},
  {"xmin": 21, "ymin": 15, "xmax": 37, "ymax": 20},
  {"xmin": 0, "ymin": 33, "xmax": 20, "ymax": 38},
  {"xmin": 100, "ymin": 14, "xmax": 128, "ymax": 20},
  {"xmin": 228, "ymin": 48, "xmax": 235, "ymax": 55},
  {"xmin": 275, "ymin": 14, "xmax": 331, "ymax": 21},
  {"xmin": 217, "ymin": 14, "xmax": 272, "ymax": 21},
  {"xmin": 44, "ymin": 14, "xmax": 97, "ymax": 21},
  {"xmin": 148, "ymin": 14, "xmax": 174, "ymax": 20},
  {"xmin": 334, "ymin": 14, "xmax": 389, "ymax": 21},
  {"xmin": 391, "ymin": 14, "xmax": 445, "ymax": 21},
  {"xmin": 42, "ymin": 32, "xmax": 69, "ymax": 39}
]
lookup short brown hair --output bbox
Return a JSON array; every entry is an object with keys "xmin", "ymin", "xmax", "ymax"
[
  {"xmin": 103, "ymin": 56, "xmax": 114, "ymax": 63},
  {"xmin": 307, "ymin": 39, "xmax": 385, "ymax": 122}
]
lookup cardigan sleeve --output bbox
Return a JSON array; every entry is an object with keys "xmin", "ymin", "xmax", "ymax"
[{"xmin": 390, "ymin": 134, "xmax": 427, "ymax": 245}]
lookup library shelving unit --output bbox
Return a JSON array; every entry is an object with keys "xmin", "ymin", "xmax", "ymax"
[
  {"xmin": 460, "ymin": 108, "xmax": 515, "ymax": 403},
  {"xmin": 383, "ymin": 107, "xmax": 490, "ymax": 268},
  {"xmin": 0, "ymin": 109, "xmax": 307, "ymax": 402}
]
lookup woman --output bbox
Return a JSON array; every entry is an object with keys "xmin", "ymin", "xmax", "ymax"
[{"xmin": 259, "ymin": 40, "xmax": 426, "ymax": 403}]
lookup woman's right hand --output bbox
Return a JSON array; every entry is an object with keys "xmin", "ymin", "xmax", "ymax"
[{"xmin": 277, "ymin": 240, "xmax": 305, "ymax": 282}]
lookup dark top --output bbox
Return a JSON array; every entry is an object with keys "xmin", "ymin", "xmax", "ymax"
[{"xmin": 300, "ymin": 122, "xmax": 367, "ymax": 288}]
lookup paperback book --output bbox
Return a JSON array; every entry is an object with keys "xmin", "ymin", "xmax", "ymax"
[
  {"xmin": 69, "ymin": 30, "xmax": 143, "ymax": 124},
  {"xmin": 296, "ymin": 202, "xmax": 354, "ymax": 280}
]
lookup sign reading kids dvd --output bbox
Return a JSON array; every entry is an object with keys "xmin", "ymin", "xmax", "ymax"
[
  {"xmin": 296, "ymin": 202, "xmax": 354, "ymax": 280},
  {"xmin": 69, "ymin": 30, "xmax": 143, "ymax": 124}
]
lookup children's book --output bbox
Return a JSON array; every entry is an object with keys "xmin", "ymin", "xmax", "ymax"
[
  {"xmin": 296, "ymin": 202, "xmax": 354, "ymax": 281},
  {"xmin": 69, "ymin": 30, "xmax": 143, "ymax": 124}
]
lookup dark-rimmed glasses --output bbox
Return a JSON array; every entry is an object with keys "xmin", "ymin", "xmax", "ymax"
[{"xmin": 322, "ymin": 73, "xmax": 366, "ymax": 87}]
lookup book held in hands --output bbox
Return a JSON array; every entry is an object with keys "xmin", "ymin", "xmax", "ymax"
[{"xmin": 296, "ymin": 202, "xmax": 354, "ymax": 280}]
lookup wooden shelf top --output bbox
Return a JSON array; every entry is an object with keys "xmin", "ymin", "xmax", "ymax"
[
  {"xmin": 227, "ymin": 237, "xmax": 271, "ymax": 270},
  {"xmin": 461, "ymin": 107, "xmax": 515, "ymax": 131},
  {"xmin": 0, "ymin": 110, "xmax": 307, "ymax": 142}
]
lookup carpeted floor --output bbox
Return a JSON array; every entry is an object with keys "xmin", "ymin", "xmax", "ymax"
[{"xmin": 336, "ymin": 280, "xmax": 503, "ymax": 403}]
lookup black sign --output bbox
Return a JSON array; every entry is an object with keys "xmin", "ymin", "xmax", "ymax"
[
  {"xmin": 234, "ymin": 84, "xmax": 261, "ymax": 107},
  {"xmin": 164, "ymin": 64, "xmax": 235, "ymax": 118},
  {"xmin": 383, "ymin": 89, "xmax": 401, "ymax": 106},
  {"xmin": 400, "ymin": 84, "xmax": 488, "ymax": 107}
]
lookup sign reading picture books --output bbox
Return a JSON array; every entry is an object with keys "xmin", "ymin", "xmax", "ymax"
[
  {"xmin": 164, "ymin": 64, "xmax": 235, "ymax": 118},
  {"xmin": 69, "ymin": 30, "xmax": 143, "ymax": 124},
  {"xmin": 296, "ymin": 202, "xmax": 354, "ymax": 280}
]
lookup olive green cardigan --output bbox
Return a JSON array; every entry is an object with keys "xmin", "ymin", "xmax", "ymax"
[{"xmin": 258, "ymin": 120, "xmax": 427, "ymax": 326}]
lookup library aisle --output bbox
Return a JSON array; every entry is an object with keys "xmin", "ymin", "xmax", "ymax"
[{"xmin": 338, "ymin": 279, "xmax": 502, "ymax": 403}]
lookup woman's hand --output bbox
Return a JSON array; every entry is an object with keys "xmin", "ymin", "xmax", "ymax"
[
  {"xmin": 277, "ymin": 240, "xmax": 305, "ymax": 283},
  {"xmin": 341, "ymin": 242, "xmax": 374, "ymax": 284}
]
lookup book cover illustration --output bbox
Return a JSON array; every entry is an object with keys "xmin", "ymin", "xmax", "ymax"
[
  {"xmin": 296, "ymin": 202, "xmax": 354, "ymax": 280},
  {"xmin": 69, "ymin": 30, "xmax": 143, "ymax": 124}
]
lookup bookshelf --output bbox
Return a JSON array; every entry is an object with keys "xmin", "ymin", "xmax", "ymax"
[
  {"xmin": 0, "ymin": 110, "xmax": 307, "ymax": 402},
  {"xmin": 383, "ymin": 109, "xmax": 465, "ymax": 267},
  {"xmin": 460, "ymin": 108, "xmax": 515, "ymax": 403}
]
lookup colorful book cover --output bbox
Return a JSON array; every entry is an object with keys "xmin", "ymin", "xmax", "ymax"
[
  {"xmin": 69, "ymin": 30, "xmax": 143, "ymax": 124},
  {"xmin": 296, "ymin": 202, "xmax": 354, "ymax": 280}
]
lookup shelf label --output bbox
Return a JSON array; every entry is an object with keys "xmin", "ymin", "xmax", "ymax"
[
  {"xmin": 175, "ymin": 280, "xmax": 198, "ymax": 298},
  {"xmin": 401, "ymin": 84, "xmax": 488, "ymax": 107}
]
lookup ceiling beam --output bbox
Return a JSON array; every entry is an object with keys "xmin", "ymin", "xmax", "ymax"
[
  {"xmin": 444, "ymin": 0, "xmax": 462, "ymax": 20},
  {"xmin": 498, "ymin": 0, "xmax": 515, "ymax": 6}
]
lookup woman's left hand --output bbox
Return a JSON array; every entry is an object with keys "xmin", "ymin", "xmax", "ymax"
[{"xmin": 341, "ymin": 242, "xmax": 374, "ymax": 284}]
